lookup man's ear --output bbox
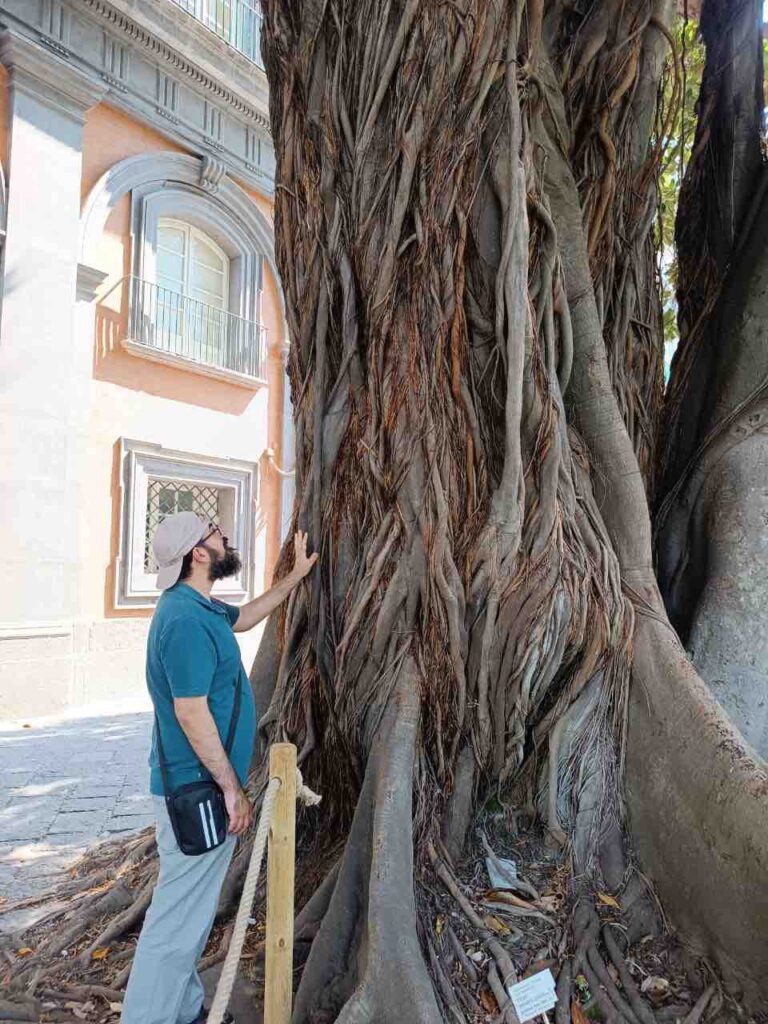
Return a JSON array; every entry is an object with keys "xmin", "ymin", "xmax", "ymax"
[{"xmin": 191, "ymin": 546, "xmax": 209, "ymax": 566}]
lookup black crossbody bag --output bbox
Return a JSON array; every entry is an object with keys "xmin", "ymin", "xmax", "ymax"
[{"xmin": 155, "ymin": 675, "xmax": 241, "ymax": 856}]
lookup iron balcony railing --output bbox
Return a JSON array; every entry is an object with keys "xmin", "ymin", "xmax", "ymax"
[
  {"xmin": 170, "ymin": 0, "xmax": 264, "ymax": 68},
  {"xmin": 128, "ymin": 276, "xmax": 267, "ymax": 381}
]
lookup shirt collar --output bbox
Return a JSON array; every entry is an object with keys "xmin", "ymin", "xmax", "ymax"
[{"xmin": 172, "ymin": 582, "xmax": 229, "ymax": 616}]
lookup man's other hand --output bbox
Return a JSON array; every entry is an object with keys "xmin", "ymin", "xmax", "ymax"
[{"xmin": 224, "ymin": 784, "xmax": 253, "ymax": 835}]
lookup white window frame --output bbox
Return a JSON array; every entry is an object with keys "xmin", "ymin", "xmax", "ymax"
[
  {"xmin": 116, "ymin": 438, "xmax": 258, "ymax": 609},
  {"xmin": 156, "ymin": 217, "xmax": 231, "ymax": 310}
]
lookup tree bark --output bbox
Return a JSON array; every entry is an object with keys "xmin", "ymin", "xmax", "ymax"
[
  {"xmin": 240, "ymin": 0, "xmax": 765, "ymax": 1015},
  {"xmin": 254, "ymin": 0, "xmax": 768, "ymax": 1013}
]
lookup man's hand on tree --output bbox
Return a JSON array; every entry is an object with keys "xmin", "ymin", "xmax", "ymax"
[
  {"xmin": 230, "ymin": 531, "xmax": 318, "ymax": 632},
  {"xmin": 224, "ymin": 784, "xmax": 253, "ymax": 835},
  {"xmin": 289, "ymin": 530, "xmax": 318, "ymax": 582}
]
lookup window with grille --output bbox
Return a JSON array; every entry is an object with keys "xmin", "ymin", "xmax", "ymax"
[
  {"xmin": 116, "ymin": 439, "xmax": 259, "ymax": 608},
  {"xmin": 143, "ymin": 479, "xmax": 223, "ymax": 572}
]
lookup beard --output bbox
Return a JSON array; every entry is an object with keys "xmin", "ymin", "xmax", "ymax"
[{"xmin": 207, "ymin": 545, "xmax": 242, "ymax": 581}]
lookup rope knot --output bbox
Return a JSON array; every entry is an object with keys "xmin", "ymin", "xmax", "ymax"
[{"xmin": 296, "ymin": 767, "xmax": 322, "ymax": 806}]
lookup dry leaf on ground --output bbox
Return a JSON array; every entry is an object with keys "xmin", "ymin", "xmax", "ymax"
[
  {"xmin": 483, "ymin": 914, "xmax": 511, "ymax": 935},
  {"xmin": 597, "ymin": 892, "xmax": 620, "ymax": 908},
  {"xmin": 486, "ymin": 889, "xmax": 537, "ymax": 910},
  {"xmin": 65, "ymin": 1001, "xmax": 94, "ymax": 1019},
  {"xmin": 479, "ymin": 988, "xmax": 498, "ymax": 1013},
  {"xmin": 570, "ymin": 1001, "xmax": 590, "ymax": 1024},
  {"xmin": 524, "ymin": 959, "xmax": 557, "ymax": 977}
]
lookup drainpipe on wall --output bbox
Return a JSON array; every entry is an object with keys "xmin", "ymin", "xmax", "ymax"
[
  {"xmin": 278, "ymin": 335, "xmax": 295, "ymax": 542},
  {"xmin": 263, "ymin": 330, "xmax": 294, "ymax": 585},
  {"xmin": 0, "ymin": 162, "xmax": 7, "ymax": 308}
]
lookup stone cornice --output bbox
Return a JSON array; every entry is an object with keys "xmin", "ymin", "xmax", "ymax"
[
  {"xmin": 80, "ymin": 0, "xmax": 270, "ymax": 129},
  {"xmin": 0, "ymin": 0, "xmax": 275, "ymax": 193}
]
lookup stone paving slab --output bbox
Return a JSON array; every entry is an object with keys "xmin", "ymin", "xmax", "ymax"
[
  {"xmin": 104, "ymin": 812, "xmax": 155, "ymax": 830},
  {"xmin": 0, "ymin": 701, "xmax": 153, "ymax": 925},
  {"xmin": 48, "ymin": 811, "xmax": 110, "ymax": 835},
  {"xmin": 60, "ymin": 795, "xmax": 116, "ymax": 812}
]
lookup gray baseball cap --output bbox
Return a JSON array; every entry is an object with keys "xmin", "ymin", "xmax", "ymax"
[{"xmin": 151, "ymin": 511, "xmax": 207, "ymax": 591}]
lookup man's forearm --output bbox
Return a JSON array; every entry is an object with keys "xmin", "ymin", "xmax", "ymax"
[
  {"xmin": 233, "ymin": 572, "xmax": 300, "ymax": 632},
  {"xmin": 174, "ymin": 698, "xmax": 240, "ymax": 793}
]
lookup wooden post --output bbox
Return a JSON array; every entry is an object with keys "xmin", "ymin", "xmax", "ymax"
[{"xmin": 264, "ymin": 743, "xmax": 297, "ymax": 1024}]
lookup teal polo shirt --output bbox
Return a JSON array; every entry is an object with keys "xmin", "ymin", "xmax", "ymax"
[{"xmin": 146, "ymin": 582, "xmax": 257, "ymax": 797}]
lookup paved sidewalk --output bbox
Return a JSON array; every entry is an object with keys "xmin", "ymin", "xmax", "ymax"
[{"xmin": 0, "ymin": 700, "xmax": 154, "ymax": 910}]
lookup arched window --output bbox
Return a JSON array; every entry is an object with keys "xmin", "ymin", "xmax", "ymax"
[
  {"xmin": 144, "ymin": 217, "xmax": 246, "ymax": 372},
  {"xmin": 156, "ymin": 218, "xmax": 230, "ymax": 311}
]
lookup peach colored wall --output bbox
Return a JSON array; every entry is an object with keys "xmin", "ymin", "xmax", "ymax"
[
  {"xmin": 81, "ymin": 103, "xmax": 187, "ymax": 204},
  {"xmin": 243, "ymin": 185, "xmax": 287, "ymax": 583},
  {"xmin": 244, "ymin": 184, "xmax": 274, "ymax": 224},
  {"xmin": 78, "ymin": 104, "xmax": 283, "ymax": 647}
]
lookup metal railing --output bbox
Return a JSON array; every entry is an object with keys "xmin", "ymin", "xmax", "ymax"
[
  {"xmin": 128, "ymin": 276, "xmax": 267, "ymax": 381},
  {"xmin": 170, "ymin": 0, "xmax": 263, "ymax": 67}
]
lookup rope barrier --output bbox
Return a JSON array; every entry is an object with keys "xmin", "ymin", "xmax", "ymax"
[{"xmin": 208, "ymin": 768, "xmax": 321, "ymax": 1024}]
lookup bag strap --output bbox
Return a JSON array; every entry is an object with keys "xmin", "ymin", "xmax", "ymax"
[
  {"xmin": 222, "ymin": 670, "xmax": 242, "ymax": 754},
  {"xmin": 155, "ymin": 672, "xmax": 242, "ymax": 795},
  {"xmin": 155, "ymin": 714, "xmax": 172, "ymax": 798}
]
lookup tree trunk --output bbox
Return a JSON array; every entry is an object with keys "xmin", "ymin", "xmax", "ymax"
[
  {"xmin": 656, "ymin": 0, "xmax": 768, "ymax": 750},
  {"xmin": 252, "ymin": 0, "xmax": 768, "ymax": 1015},
  {"xmin": 633, "ymin": 3, "xmax": 768, "ymax": 1000}
]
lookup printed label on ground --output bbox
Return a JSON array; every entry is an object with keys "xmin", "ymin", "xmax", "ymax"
[{"xmin": 507, "ymin": 969, "xmax": 556, "ymax": 1021}]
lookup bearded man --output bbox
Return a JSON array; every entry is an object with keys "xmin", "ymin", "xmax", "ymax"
[{"xmin": 121, "ymin": 511, "xmax": 316, "ymax": 1024}]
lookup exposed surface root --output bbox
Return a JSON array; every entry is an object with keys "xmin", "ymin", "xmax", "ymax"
[
  {"xmin": 2, "ymin": 812, "xmax": 763, "ymax": 1023},
  {"xmin": 419, "ymin": 817, "xmax": 760, "ymax": 1023},
  {"xmin": 292, "ymin": 664, "xmax": 442, "ymax": 1024}
]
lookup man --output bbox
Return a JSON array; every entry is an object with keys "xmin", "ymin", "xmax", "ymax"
[{"xmin": 122, "ymin": 510, "xmax": 317, "ymax": 1024}]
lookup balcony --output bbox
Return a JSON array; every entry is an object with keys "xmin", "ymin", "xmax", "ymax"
[
  {"xmin": 125, "ymin": 277, "xmax": 267, "ymax": 386},
  {"xmin": 169, "ymin": 0, "xmax": 264, "ymax": 68}
]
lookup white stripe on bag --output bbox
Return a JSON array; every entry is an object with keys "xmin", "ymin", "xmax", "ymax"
[
  {"xmin": 199, "ymin": 801, "xmax": 212, "ymax": 849},
  {"xmin": 206, "ymin": 800, "xmax": 217, "ymax": 843}
]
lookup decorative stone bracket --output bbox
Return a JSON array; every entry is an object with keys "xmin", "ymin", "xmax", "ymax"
[
  {"xmin": 76, "ymin": 263, "xmax": 109, "ymax": 302},
  {"xmin": 199, "ymin": 155, "xmax": 228, "ymax": 194}
]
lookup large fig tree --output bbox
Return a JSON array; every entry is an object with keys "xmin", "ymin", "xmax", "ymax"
[{"xmin": 4, "ymin": 0, "xmax": 768, "ymax": 1020}]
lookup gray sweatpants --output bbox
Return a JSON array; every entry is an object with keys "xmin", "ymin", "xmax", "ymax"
[{"xmin": 121, "ymin": 796, "xmax": 236, "ymax": 1024}]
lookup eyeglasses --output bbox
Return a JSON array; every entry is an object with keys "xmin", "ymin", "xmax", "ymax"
[{"xmin": 198, "ymin": 522, "xmax": 222, "ymax": 545}]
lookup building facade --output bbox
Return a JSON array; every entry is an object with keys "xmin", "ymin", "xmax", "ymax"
[{"xmin": 0, "ymin": 0, "xmax": 293, "ymax": 718}]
